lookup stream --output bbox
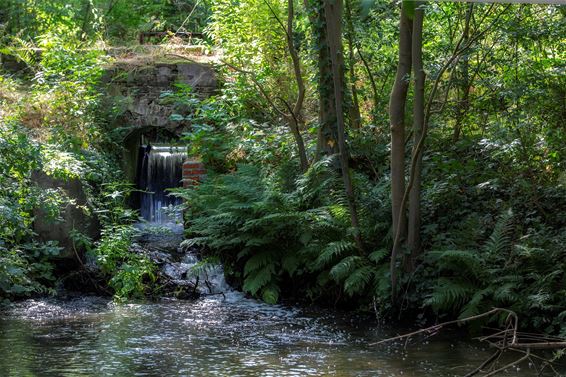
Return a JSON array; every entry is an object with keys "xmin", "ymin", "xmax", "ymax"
[
  {"xmin": 0, "ymin": 148, "xmax": 555, "ymax": 377},
  {"xmin": 0, "ymin": 251, "xmax": 554, "ymax": 377},
  {"xmin": 0, "ymin": 293, "xmax": 540, "ymax": 377}
]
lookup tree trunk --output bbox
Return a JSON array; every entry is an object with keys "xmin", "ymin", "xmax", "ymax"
[
  {"xmin": 452, "ymin": 4, "xmax": 472, "ymax": 142},
  {"xmin": 255, "ymin": 0, "xmax": 309, "ymax": 171},
  {"xmin": 286, "ymin": 0, "xmax": 309, "ymax": 171},
  {"xmin": 308, "ymin": 0, "xmax": 340, "ymax": 159},
  {"xmin": 345, "ymin": 0, "xmax": 361, "ymax": 129},
  {"xmin": 324, "ymin": 0, "xmax": 363, "ymax": 251},
  {"xmin": 389, "ymin": 5, "xmax": 412, "ymax": 251},
  {"xmin": 406, "ymin": 4, "xmax": 425, "ymax": 271},
  {"xmin": 79, "ymin": 0, "xmax": 92, "ymax": 40},
  {"xmin": 389, "ymin": 3, "xmax": 412, "ymax": 297},
  {"xmin": 357, "ymin": 47, "xmax": 379, "ymax": 125}
]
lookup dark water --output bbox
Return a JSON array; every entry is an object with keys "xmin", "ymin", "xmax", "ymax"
[{"xmin": 0, "ymin": 293, "xmax": 553, "ymax": 376}]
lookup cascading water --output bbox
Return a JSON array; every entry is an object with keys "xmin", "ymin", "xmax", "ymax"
[{"xmin": 137, "ymin": 144, "xmax": 186, "ymax": 224}]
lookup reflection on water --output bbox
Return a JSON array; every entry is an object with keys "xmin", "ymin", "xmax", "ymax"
[{"xmin": 0, "ymin": 294, "xmax": 548, "ymax": 376}]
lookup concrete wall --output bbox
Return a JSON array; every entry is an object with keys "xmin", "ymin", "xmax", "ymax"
[{"xmin": 32, "ymin": 171, "xmax": 100, "ymax": 261}]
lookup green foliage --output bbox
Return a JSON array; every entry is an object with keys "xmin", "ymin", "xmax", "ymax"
[
  {"xmin": 0, "ymin": 35, "xmax": 152, "ymax": 301},
  {"xmin": 177, "ymin": 158, "xmax": 390, "ymax": 304},
  {"xmin": 0, "ymin": 0, "xmax": 564, "ymax": 339},
  {"xmin": 0, "ymin": 0, "xmax": 211, "ymax": 44},
  {"xmin": 0, "ymin": 119, "xmax": 64, "ymax": 298},
  {"xmin": 89, "ymin": 180, "xmax": 157, "ymax": 300},
  {"xmin": 93, "ymin": 225, "xmax": 156, "ymax": 300},
  {"xmin": 422, "ymin": 211, "xmax": 566, "ymax": 335}
]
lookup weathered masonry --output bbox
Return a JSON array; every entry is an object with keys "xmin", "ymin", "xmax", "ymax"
[{"xmin": 102, "ymin": 57, "xmax": 217, "ymax": 220}]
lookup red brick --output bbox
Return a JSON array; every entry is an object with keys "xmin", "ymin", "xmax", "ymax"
[
  {"xmin": 182, "ymin": 158, "xmax": 205, "ymax": 189},
  {"xmin": 185, "ymin": 169, "xmax": 206, "ymax": 175}
]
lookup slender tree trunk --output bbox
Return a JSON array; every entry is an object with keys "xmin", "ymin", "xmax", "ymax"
[
  {"xmin": 357, "ymin": 47, "xmax": 379, "ymax": 125},
  {"xmin": 260, "ymin": 0, "xmax": 309, "ymax": 171},
  {"xmin": 345, "ymin": 0, "xmax": 361, "ymax": 129},
  {"xmin": 324, "ymin": 0, "xmax": 363, "ymax": 251},
  {"xmin": 289, "ymin": 119, "xmax": 309, "ymax": 172},
  {"xmin": 389, "ymin": 4, "xmax": 413, "ymax": 288},
  {"xmin": 453, "ymin": 4, "xmax": 472, "ymax": 142},
  {"xmin": 406, "ymin": 4, "xmax": 425, "ymax": 271},
  {"xmin": 286, "ymin": 0, "xmax": 309, "ymax": 171},
  {"xmin": 308, "ymin": 0, "xmax": 340, "ymax": 159},
  {"xmin": 79, "ymin": 0, "xmax": 92, "ymax": 40}
]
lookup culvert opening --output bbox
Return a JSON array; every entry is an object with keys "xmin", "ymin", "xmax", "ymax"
[
  {"xmin": 136, "ymin": 144, "xmax": 187, "ymax": 224},
  {"xmin": 127, "ymin": 129, "xmax": 187, "ymax": 225}
]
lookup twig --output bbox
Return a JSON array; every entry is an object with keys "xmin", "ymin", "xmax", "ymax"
[
  {"xmin": 464, "ymin": 350, "xmax": 502, "ymax": 377},
  {"xmin": 483, "ymin": 348, "xmax": 530, "ymax": 377},
  {"xmin": 370, "ymin": 308, "xmax": 513, "ymax": 346}
]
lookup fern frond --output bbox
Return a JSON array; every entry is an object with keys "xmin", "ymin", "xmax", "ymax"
[
  {"xmin": 368, "ymin": 249, "xmax": 388, "ymax": 264},
  {"xmin": 425, "ymin": 277, "xmax": 476, "ymax": 312},
  {"xmin": 458, "ymin": 287, "xmax": 494, "ymax": 319},
  {"xmin": 242, "ymin": 265, "xmax": 274, "ymax": 295},
  {"xmin": 344, "ymin": 266, "xmax": 373, "ymax": 296},
  {"xmin": 372, "ymin": 263, "xmax": 391, "ymax": 298},
  {"xmin": 484, "ymin": 209, "xmax": 514, "ymax": 256},
  {"xmin": 330, "ymin": 255, "xmax": 363, "ymax": 282},
  {"xmin": 492, "ymin": 281, "xmax": 520, "ymax": 304},
  {"xmin": 243, "ymin": 251, "xmax": 276, "ymax": 276},
  {"xmin": 426, "ymin": 249, "xmax": 483, "ymax": 279},
  {"xmin": 314, "ymin": 240, "xmax": 356, "ymax": 269},
  {"xmin": 282, "ymin": 253, "xmax": 300, "ymax": 276},
  {"xmin": 261, "ymin": 283, "xmax": 280, "ymax": 304}
]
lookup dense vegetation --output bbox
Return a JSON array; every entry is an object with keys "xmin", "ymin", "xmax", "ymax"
[{"xmin": 1, "ymin": 0, "xmax": 564, "ymax": 338}]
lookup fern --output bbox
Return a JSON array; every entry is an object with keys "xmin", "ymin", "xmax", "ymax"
[
  {"xmin": 181, "ymin": 161, "xmax": 383, "ymax": 304},
  {"xmin": 243, "ymin": 251, "xmax": 276, "ymax": 277},
  {"xmin": 483, "ymin": 209, "xmax": 514, "ymax": 256},
  {"xmin": 330, "ymin": 256, "xmax": 363, "ymax": 282},
  {"xmin": 458, "ymin": 287, "xmax": 494, "ymax": 319},
  {"xmin": 314, "ymin": 240, "xmax": 356, "ymax": 269},
  {"xmin": 242, "ymin": 265, "xmax": 274, "ymax": 295},
  {"xmin": 344, "ymin": 266, "xmax": 373, "ymax": 297},
  {"xmin": 282, "ymin": 253, "xmax": 300, "ymax": 276},
  {"xmin": 261, "ymin": 283, "xmax": 280, "ymax": 304},
  {"xmin": 425, "ymin": 277, "xmax": 476, "ymax": 312},
  {"xmin": 368, "ymin": 249, "xmax": 388, "ymax": 264},
  {"xmin": 427, "ymin": 249, "xmax": 483, "ymax": 279}
]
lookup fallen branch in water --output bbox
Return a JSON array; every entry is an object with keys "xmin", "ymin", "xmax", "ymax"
[
  {"xmin": 370, "ymin": 308, "xmax": 566, "ymax": 376},
  {"xmin": 370, "ymin": 308, "xmax": 515, "ymax": 346}
]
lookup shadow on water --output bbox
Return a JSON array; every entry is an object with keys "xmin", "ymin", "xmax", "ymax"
[{"xmin": 0, "ymin": 294, "xmax": 557, "ymax": 376}]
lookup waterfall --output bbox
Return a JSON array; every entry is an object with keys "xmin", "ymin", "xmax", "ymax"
[{"xmin": 137, "ymin": 144, "xmax": 186, "ymax": 224}]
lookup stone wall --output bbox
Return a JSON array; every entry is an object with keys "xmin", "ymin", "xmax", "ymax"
[
  {"xmin": 105, "ymin": 61, "xmax": 217, "ymax": 133},
  {"xmin": 103, "ymin": 59, "xmax": 217, "ymax": 184},
  {"xmin": 32, "ymin": 171, "xmax": 100, "ymax": 262}
]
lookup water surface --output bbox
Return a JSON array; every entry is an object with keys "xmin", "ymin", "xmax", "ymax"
[{"xmin": 0, "ymin": 293, "xmax": 551, "ymax": 376}]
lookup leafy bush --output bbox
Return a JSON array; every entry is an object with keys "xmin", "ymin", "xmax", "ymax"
[
  {"xmin": 176, "ymin": 159, "xmax": 390, "ymax": 305},
  {"xmin": 93, "ymin": 225, "xmax": 156, "ymax": 300},
  {"xmin": 422, "ymin": 210, "xmax": 566, "ymax": 336},
  {"xmin": 0, "ymin": 45, "xmax": 152, "ymax": 301}
]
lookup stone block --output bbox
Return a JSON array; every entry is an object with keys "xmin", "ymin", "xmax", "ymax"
[{"xmin": 32, "ymin": 171, "xmax": 100, "ymax": 261}]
